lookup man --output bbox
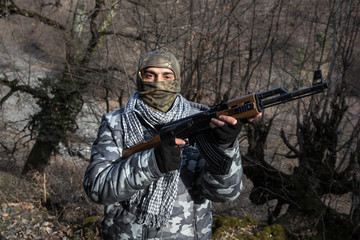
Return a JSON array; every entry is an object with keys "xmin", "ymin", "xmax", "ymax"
[{"xmin": 83, "ymin": 50, "xmax": 260, "ymax": 239}]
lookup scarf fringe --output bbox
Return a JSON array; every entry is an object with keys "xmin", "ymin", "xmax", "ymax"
[{"xmin": 136, "ymin": 210, "xmax": 171, "ymax": 228}]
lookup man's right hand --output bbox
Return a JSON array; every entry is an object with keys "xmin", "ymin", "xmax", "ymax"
[{"xmin": 154, "ymin": 137, "xmax": 186, "ymax": 173}]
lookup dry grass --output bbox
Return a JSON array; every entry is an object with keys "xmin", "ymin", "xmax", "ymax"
[{"xmin": 0, "ymin": 155, "xmax": 103, "ymax": 239}]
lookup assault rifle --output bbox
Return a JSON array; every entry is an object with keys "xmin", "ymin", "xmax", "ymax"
[{"xmin": 122, "ymin": 70, "xmax": 328, "ymax": 159}]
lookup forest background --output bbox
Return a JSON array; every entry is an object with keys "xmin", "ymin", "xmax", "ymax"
[{"xmin": 0, "ymin": 0, "xmax": 359, "ymax": 239}]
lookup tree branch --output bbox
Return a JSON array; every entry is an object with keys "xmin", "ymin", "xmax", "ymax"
[
  {"xmin": 1, "ymin": 1, "xmax": 67, "ymax": 32},
  {"xmin": 280, "ymin": 129, "xmax": 301, "ymax": 157},
  {"xmin": 101, "ymin": 30, "xmax": 143, "ymax": 41},
  {"xmin": 0, "ymin": 74, "xmax": 50, "ymax": 106}
]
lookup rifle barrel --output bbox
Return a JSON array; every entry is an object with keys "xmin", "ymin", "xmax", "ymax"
[{"xmin": 258, "ymin": 82, "xmax": 328, "ymax": 109}]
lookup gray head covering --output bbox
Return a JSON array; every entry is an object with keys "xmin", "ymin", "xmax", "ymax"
[{"xmin": 137, "ymin": 50, "xmax": 181, "ymax": 91}]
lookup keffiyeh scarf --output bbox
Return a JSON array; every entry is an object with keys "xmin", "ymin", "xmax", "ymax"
[{"xmin": 121, "ymin": 92, "xmax": 190, "ymax": 228}]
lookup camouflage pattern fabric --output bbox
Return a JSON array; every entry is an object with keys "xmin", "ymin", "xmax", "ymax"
[
  {"xmin": 83, "ymin": 99, "xmax": 243, "ymax": 239},
  {"xmin": 137, "ymin": 50, "xmax": 181, "ymax": 113},
  {"xmin": 136, "ymin": 50, "xmax": 181, "ymax": 91},
  {"xmin": 138, "ymin": 80, "xmax": 180, "ymax": 113}
]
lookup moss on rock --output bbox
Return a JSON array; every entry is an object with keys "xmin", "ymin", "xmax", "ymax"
[{"xmin": 212, "ymin": 216, "xmax": 287, "ymax": 240}]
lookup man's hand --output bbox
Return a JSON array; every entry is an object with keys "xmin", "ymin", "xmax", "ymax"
[
  {"xmin": 210, "ymin": 113, "xmax": 262, "ymax": 145},
  {"xmin": 247, "ymin": 113, "xmax": 262, "ymax": 122},
  {"xmin": 154, "ymin": 137, "xmax": 186, "ymax": 173},
  {"xmin": 210, "ymin": 113, "xmax": 262, "ymax": 128},
  {"xmin": 210, "ymin": 115, "xmax": 242, "ymax": 145},
  {"xmin": 175, "ymin": 138, "xmax": 187, "ymax": 146}
]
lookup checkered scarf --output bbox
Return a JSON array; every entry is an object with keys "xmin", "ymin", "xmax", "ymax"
[{"xmin": 121, "ymin": 92, "xmax": 190, "ymax": 228}]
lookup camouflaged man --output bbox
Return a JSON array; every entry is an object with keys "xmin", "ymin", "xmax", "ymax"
[{"xmin": 83, "ymin": 50, "xmax": 259, "ymax": 239}]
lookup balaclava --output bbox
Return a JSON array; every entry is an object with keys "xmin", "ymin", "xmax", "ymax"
[{"xmin": 137, "ymin": 50, "xmax": 181, "ymax": 113}]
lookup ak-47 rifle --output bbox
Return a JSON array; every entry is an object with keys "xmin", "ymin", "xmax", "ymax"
[{"xmin": 122, "ymin": 70, "xmax": 328, "ymax": 159}]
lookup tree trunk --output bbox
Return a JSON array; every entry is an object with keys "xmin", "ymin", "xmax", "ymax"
[
  {"xmin": 22, "ymin": 87, "xmax": 83, "ymax": 174},
  {"xmin": 22, "ymin": 130, "xmax": 62, "ymax": 174}
]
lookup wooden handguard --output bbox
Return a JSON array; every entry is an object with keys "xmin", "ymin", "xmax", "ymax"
[{"xmin": 216, "ymin": 93, "xmax": 261, "ymax": 119}]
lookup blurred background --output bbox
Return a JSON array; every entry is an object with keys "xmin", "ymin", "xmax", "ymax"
[{"xmin": 0, "ymin": 0, "xmax": 359, "ymax": 239}]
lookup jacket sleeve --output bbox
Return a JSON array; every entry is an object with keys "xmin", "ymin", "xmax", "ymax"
[
  {"xmin": 83, "ymin": 112, "xmax": 163, "ymax": 205},
  {"xmin": 195, "ymin": 136, "xmax": 243, "ymax": 203}
]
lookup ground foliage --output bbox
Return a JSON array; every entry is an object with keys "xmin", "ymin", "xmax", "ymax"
[
  {"xmin": 0, "ymin": 169, "xmax": 102, "ymax": 239},
  {"xmin": 212, "ymin": 216, "xmax": 288, "ymax": 239},
  {"xmin": 0, "ymin": 169, "xmax": 278, "ymax": 240}
]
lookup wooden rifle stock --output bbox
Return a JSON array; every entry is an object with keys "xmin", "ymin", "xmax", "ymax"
[{"xmin": 122, "ymin": 135, "xmax": 161, "ymax": 159}]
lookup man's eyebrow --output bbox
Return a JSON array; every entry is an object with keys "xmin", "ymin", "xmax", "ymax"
[
  {"xmin": 143, "ymin": 70, "xmax": 174, "ymax": 75},
  {"xmin": 143, "ymin": 70, "xmax": 155, "ymax": 74},
  {"xmin": 163, "ymin": 71, "xmax": 174, "ymax": 75}
]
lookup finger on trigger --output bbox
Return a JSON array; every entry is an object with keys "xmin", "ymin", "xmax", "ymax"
[{"xmin": 175, "ymin": 138, "xmax": 186, "ymax": 146}]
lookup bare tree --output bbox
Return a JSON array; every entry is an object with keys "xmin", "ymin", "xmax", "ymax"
[
  {"xmin": 0, "ymin": 0, "xmax": 140, "ymax": 173},
  {"xmin": 243, "ymin": 0, "xmax": 360, "ymax": 238}
]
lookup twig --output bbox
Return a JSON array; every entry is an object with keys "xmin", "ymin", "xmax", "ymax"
[{"xmin": 43, "ymin": 173, "xmax": 47, "ymax": 204}]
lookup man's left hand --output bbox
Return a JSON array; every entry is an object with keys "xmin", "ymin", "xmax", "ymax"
[
  {"xmin": 210, "ymin": 115, "xmax": 243, "ymax": 146},
  {"xmin": 210, "ymin": 114, "xmax": 262, "ymax": 145}
]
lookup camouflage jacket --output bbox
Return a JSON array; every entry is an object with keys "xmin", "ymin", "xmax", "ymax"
[{"xmin": 83, "ymin": 100, "xmax": 243, "ymax": 240}]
